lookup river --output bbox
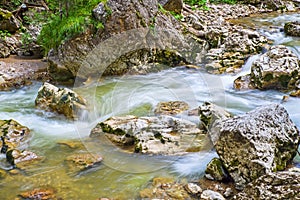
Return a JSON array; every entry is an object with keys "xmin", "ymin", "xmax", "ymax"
[{"xmin": 0, "ymin": 13, "xmax": 299, "ymax": 199}]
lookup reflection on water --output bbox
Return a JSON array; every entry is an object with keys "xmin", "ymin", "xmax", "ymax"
[{"xmin": 0, "ymin": 13, "xmax": 299, "ymax": 199}]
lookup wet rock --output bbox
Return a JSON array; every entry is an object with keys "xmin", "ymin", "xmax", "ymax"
[
  {"xmin": 0, "ymin": 119, "xmax": 30, "ymax": 153},
  {"xmin": 199, "ymin": 102, "xmax": 231, "ymax": 145},
  {"xmin": 91, "ymin": 115, "xmax": 204, "ymax": 155},
  {"xmin": 233, "ymin": 171, "xmax": 300, "ymax": 200},
  {"xmin": 35, "ymin": 82, "xmax": 87, "ymax": 120},
  {"xmin": 158, "ymin": 0, "xmax": 183, "ymax": 14},
  {"xmin": 0, "ymin": 8, "xmax": 20, "ymax": 33},
  {"xmin": 233, "ymin": 74, "xmax": 254, "ymax": 90},
  {"xmin": 57, "ymin": 140, "xmax": 85, "ymax": 149},
  {"xmin": 215, "ymin": 104, "xmax": 300, "ymax": 190},
  {"xmin": 6, "ymin": 149, "xmax": 40, "ymax": 169},
  {"xmin": 154, "ymin": 101, "xmax": 189, "ymax": 115},
  {"xmin": 284, "ymin": 21, "xmax": 300, "ymax": 37},
  {"xmin": 139, "ymin": 177, "xmax": 190, "ymax": 199},
  {"xmin": 65, "ymin": 153, "xmax": 103, "ymax": 173},
  {"xmin": 19, "ymin": 188, "xmax": 56, "ymax": 200},
  {"xmin": 185, "ymin": 183, "xmax": 202, "ymax": 195},
  {"xmin": 205, "ymin": 158, "xmax": 229, "ymax": 181},
  {"xmin": 201, "ymin": 189, "xmax": 225, "ymax": 200},
  {"xmin": 250, "ymin": 45, "xmax": 300, "ymax": 90},
  {"xmin": 223, "ymin": 187, "xmax": 233, "ymax": 198}
]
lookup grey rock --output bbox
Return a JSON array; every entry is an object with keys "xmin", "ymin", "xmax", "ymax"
[
  {"xmin": 233, "ymin": 171, "xmax": 300, "ymax": 200},
  {"xmin": 215, "ymin": 104, "xmax": 299, "ymax": 190},
  {"xmin": 199, "ymin": 102, "xmax": 231, "ymax": 145},
  {"xmin": 90, "ymin": 115, "xmax": 204, "ymax": 155},
  {"xmin": 250, "ymin": 45, "xmax": 300, "ymax": 90},
  {"xmin": 35, "ymin": 83, "xmax": 87, "ymax": 120},
  {"xmin": 92, "ymin": 3, "xmax": 108, "ymax": 23},
  {"xmin": 201, "ymin": 189, "xmax": 225, "ymax": 200},
  {"xmin": 185, "ymin": 183, "xmax": 202, "ymax": 195}
]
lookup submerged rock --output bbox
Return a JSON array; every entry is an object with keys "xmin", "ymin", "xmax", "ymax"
[
  {"xmin": 90, "ymin": 115, "xmax": 204, "ymax": 155},
  {"xmin": 233, "ymin": 171, "xmax": 300, "ymax": 199},
  {"xmin": 154, "ymin": 101, "xmax": 189, "ymax": 115},
  {"xmin": 19, "ymin": 188, "xmax": 56, "ymax": 200},
  {"xmin": 0, "ymin": 119, "xmax": 30, "ymax": 153},
  {"xmin": 215, "ymin": 104, "xmax": 299, "ymax": 190},
  {"xmin": 35, "ymin": 82, "xmax": 87, "ymax": 119},
  {"xmin": 284, "ymin": 21, "xmax": 300, "ymax": 37},
  {"xmin": 201, "ymin": 189, "xmax": 225, "ymax": 200},
  {"xmin": 65, "ymin": 153, "xmax": 103, "ymax": 173},
  {"xmin": 139, "ymin": 177, "xmax": 191, "ymax": 199},
  {"xmin": 250, "ymin": 45, "xmax": 300, "ymax": 90}
]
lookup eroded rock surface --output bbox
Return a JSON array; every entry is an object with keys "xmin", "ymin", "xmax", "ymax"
[
  {"xmin": 154, "ymin": 101, "xmax": 189, "ymax": 115},
  {"xmin": 215, "ymin": 104, "xmax": 299, "ymax": 190},
  {"xmin": 35, "ymin": 82, "xmax": 87, "ymax": 119},
  {"xmin": 90, "ymin": 115, "xmax": 204, "ymax": 155},
  {"xmin": 284, "ymin": 21, "xmax": 300, "ymax": 37},
  {"xmin": 233, "ymin": 171, "xmax": 300, "ymax": 199}
]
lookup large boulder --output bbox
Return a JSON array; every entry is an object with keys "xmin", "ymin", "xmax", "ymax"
[
  {"xmin": 284, "ymin": 21, "xmax": 300, "ymax": 37},
  {"xmin": 90, "ymin": 115, "xmax": 204, "ymax": 155},
  {"xmin": 0, "ymin": 8, "xmax": 20, "ymax": 33},
  {"xmin": 48, "ymin": 0, "xmax": 206, "ymax": 81},
  {"xmin": 215, "ymin": 104, "xmax": 299, "ymax": 190},
  {"xmin": 250, "ymin": 45, "xmax": 300, "ymax": 90},
  {"xmin": 35, "ymin": 82, "xmax": 87, "ymax": 119},
  {"xmin": 233, "ymin": 171, "xmax": 300, "ymax": 199}
]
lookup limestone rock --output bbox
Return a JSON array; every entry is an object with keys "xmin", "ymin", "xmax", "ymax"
[
  {"xmin": 65, "ymin": 153, "xmax": 103, "ymax": 173},
  {"xmin": 233, "ymin": 171, "xmax": 300, "ymax": 200},
  {"xmin": 234, "ymin": 74, "xmax": 255, "ymax": 90},
  {"xmin": 0, "ymin": 119, "xmax": 30, "ymax": 154},
  {"xmin": 284, "ymin": 21, "xmax": 300, "ymax": 37},
  {"xmin": 35, "ymin": 82, "xmax": 87, "ymax": 119},
  {"xmin": 185, "ymin": 183, "xmax": 202, "ymax": 195},
  {"xmin": 19, "ymin": 188, "xmax": 56, "ymax": 200},
  {"xmin": 92, "ymin": 3, "xmax": 108, "ymax": 23},
  {"xmin": 250, "ymin": 45, "xmax": 300, "ymax": 90},
  {"xmin": 199, "ymin": 102, "xmax": 231, "ymax": 145},
  {"xmin": 158, "ymin": 0, "xmax": 183, "ymax": 14},
  {"xmin": 201, "ymin": 189, "xmax": 225, "ymax": 200},
  {"xmin": 154, "ymin": 101, "xmax": 189, "ymax": 115},
  {"xmin": 0, "ymin": 8, "xmax": 20, "ymax": 33},
  {"xmin": 205, "ymin": 158, "xmax": 229, "ymax": 181},
  {"xmin": 6, "ymin": 149, "xmax": 40, "ymax": 169},
  {"xmin": 90, "ymin": 115, "xmax": 204, "ymax": 155},
  {"xmin": 215, "ymin": 104, "xmax": 299, "ymax": 190}
]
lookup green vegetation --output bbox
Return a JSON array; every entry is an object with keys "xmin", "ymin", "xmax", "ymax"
[
  {"xmin": 158, "ymin": 4, "xmax": 183, "ymax": 21},
  {"xmin": 38, "ymin": 0, "xmax": 106, "ymax": 54},
  {"xmin": 210, "ymin": 0, "xmax": 237, "ymax": 4},
  {"xmin": 183, "ymin": 0, "xmax": 207, "ymax": 9},
  {"xmin": 0, "ymin": 30, "xmax": 11, "ymax": 40}
]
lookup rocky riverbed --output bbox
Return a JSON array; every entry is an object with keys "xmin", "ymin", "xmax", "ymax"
[{"xmin": 0, "ymin": 0, "xmax": 299, "ymax": 199}]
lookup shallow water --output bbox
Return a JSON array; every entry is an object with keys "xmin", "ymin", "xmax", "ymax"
[{"xmin": 0, "ymin": 13, "xmax": 300, "ymax": 199}]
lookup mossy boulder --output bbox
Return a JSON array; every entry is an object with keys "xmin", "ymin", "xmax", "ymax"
[{"xmin": 215, "ymin": 104, "xmax": 299, "ymax": 190}]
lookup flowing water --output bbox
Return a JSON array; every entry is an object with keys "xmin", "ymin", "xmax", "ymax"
[{"xmin": 0, "ymin": 13, "xmax": 300, "ymax": 199}]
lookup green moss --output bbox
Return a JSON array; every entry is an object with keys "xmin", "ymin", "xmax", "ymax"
[
  {"xmin": 278, "ymin": 75, "xmax": 291, "ymax": 88},
  {"xmin": 100, "ymin": 123, "xmax": 125, "ymax": 135},
  {"xmin": 263, "ymin": 73, "xmax": 273, "ymax": 82}
]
